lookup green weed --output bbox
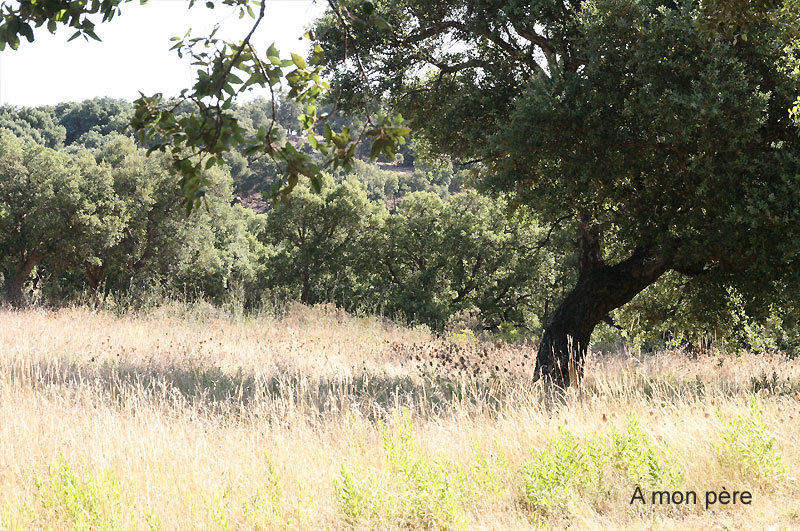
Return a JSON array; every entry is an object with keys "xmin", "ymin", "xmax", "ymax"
[
  {"xmin": 242, "ymin": 452, "xmax": 285, "ymax": 527},
  {"xmin": 522, "ymin": 414, "xmax": 683, "ymax": 520},
  {"xmin": 33, "ymin": 455, "xmax": 122, "ymax": 530},
  {"xmin": 716, "ymin": 399, "xmax": 786, "ymax": 483},
  {"xmin": 608, "ymin": 413, "xmax": 683, "ymax": 489},
  {"xmin": 381, "ymin": 410, "xmax": 464, "ymax": 529},
  {"xmin": 209, "ymin": 491, "xmax": 231, "ymax": 531},
  {"xmin": 465, "ymin": 439, "xmax": 507, "ymax": 497},
  {"xmin": 333, "ymin": 463, "xmax": 372, "ymax": 526},
  {"xmin": 521, "ymin": 428, "xmax": 604, "ymax": 516}
]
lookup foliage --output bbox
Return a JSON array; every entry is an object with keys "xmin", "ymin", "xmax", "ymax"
[
  {"xmin": 372, "ymin": 190, "xmax": 558, "ymax": 330},
  {"xmin": 334, "ymin": 158, "xmax": 400, "ymax": 201},
  {"xmin": 609, "ymin": 271, "xmax": 800, "ymax": 353},
  {"xmin": 522, "ymin": 415, "xmax": 682, "ymax": 519},
  {"xmin": 259, "ymin": 173, "xmax": 381, "ymax": 306},
  {"xmin": 716, "ymin": 399, "xmax": 787, "ymax": 483},
  {"xmin": 314, "ymin": 0, "xmax": 800, "ymax": 382},
  {"xmin": 522, "ymin": 428, "xmax": 604, "ymax": 516},
  {"xmin": 607, "ymin": 414, "xmax": 683, "ymax": 488},
  {"xmin": 333, "ymin": 463, "xmax": 371, "ymax": 525},
  {"xmin": 256, "ymin": 177, "xmax": 558, "ymax": 331},
  {"xmin": 0, "ymin": 0, "xmax": 409, "ymax": 213},
  {"xmin": 34, "ymin": 455, "xmax": 122, "ymax": 530},
  {"xmin": 0, "ymin": 105, "xmax": 66, "ymax": 148},
  {"xmin": 0, "ymin": 130, "xmax": 266, "ymax": 307},
  {"xmin": 55, "ymin": 98, "xmax": 133, "ymax": 145},
  {"xmin": 380, "ymin": 410, "xmax": 465, "ymax": 528},
  {"xmin": 0, "ymin": 131, "xmax": 122, "ymax": 304},
  {"xmin": 0, "ymin": 111, "xmax": 562, "ymax": 329}
]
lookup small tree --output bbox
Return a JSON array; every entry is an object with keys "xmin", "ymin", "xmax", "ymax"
[
  {"xmin": 0, "ymin": 105, "xmax": 66, "ymax": 148},
  {"xmin": 261, "ymin": 174, "xmax": 382, "ymax": 305},
  {"xmin": 93, "ymin": 135, "xmax": 264, "ymax": 304}
]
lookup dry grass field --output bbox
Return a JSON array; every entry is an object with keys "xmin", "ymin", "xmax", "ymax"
[{"xmin": 1, "ymin": 303, "xmax": 799, "ymax": 529}]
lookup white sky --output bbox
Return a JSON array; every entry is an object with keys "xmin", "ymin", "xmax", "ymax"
[{"xmin": 0, "ymin": 0, "xmax": 327, "ymax": 107}]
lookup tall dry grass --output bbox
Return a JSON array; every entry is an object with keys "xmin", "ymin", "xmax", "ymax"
[{"xmin": 0, "ymin": 303, "xmax": 798, "ymax": 529}]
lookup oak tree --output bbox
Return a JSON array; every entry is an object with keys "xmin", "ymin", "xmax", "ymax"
[{"xmin": 313, "ymin": 0, "xmax": 800, "ymax": 384}]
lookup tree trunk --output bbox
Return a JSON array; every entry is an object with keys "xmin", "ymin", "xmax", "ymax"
[
  {"xmin": 4, "ymin": 253, "xmax": 43, "ymax": 307},
  {"xmin": 84, "ymin": 263, "xmax": 106, "ymax": 307},
  {"xmin": 535, "ymin": 226, "xmax": 672, "ymax": 387},
  {"xmin": 300, "ymin": 270, "xmax": 311, "ymax": 304}
]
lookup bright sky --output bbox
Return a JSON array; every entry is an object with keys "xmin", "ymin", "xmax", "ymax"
[{"xmin": 0, "ymin": 0, "xmax": 327, "ymax": 107}]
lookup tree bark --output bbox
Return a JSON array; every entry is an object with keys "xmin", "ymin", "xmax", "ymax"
[
  {"xmin": 535, "ymin": 232, "xmax": 672, "ymax": 387},
  {"xmin": 300, "ymin": 269, "xmax": 311, "ymax": 304},
  {"xmin": 4, "ymin": 252, "xmax": 44, "ymax": 307},
  {"xmin": 84, "ymin": 263, "xmax": 106, "ymax": 306}
]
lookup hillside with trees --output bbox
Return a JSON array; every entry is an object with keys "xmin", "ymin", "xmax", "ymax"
[
  {"xmin": 2, "ymin": 84, "xmax": 800, "ymax": 359},
  {"xmin": 0, "ymin": 97, "xmax": 566, "ymax": 335}
]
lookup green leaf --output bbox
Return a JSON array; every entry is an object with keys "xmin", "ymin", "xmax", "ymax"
[
  {"xmin": 370, "ymin": 139, "xmax": 384, "ymax": 160},
  {"xmin": 291, "ymin": 53, "xmax": 307, "ymax": 69}
]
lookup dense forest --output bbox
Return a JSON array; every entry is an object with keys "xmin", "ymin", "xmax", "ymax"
[{"xmin": 1, "ymin": 96, "xmax": 798, "ymax": 355}]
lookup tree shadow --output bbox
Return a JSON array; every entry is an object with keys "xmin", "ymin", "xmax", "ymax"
[{"xmin": 8, "ymin": 355, "xmax": 538, "ymax": 419}]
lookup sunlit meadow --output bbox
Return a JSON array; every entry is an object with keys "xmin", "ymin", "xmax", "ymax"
[{"xmin": 1, "ymin": 303, "xmax": 799, "ymax": 529}]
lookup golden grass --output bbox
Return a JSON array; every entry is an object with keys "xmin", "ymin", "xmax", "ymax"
[{"xmin": 0, "ymin": 303, "xmax": 799, "ymax": 530}]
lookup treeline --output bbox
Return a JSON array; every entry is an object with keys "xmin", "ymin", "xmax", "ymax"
[
  {"xmin": 1, "ymin": 98, "xmax": 799, "ymax": 353},
  {"xmin": 0, "ymin": 98, "xmax": 573, "ymax": 334}
]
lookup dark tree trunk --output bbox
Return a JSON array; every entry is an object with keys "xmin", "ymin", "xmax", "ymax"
[
  {"xmin": 84, "ymin": 263, "xmax": 106, "ymax": 306},
  {"xmin": 300, "ymin": 270, "xmax": 311, "ymax": 304},
  {"xmin": 535, "ymin": 223, "xmax": 672, "ymax": 387},
  {"xmin": 4, "ymin": 253, "xmax": 43, "ymax": 307}
]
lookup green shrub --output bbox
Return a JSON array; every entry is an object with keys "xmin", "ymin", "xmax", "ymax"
[
  {"xmin": 521, "ymin": 428, "xmax": 604, "ymax": 516},
  {"xmin": 333, "ymin": 463, "xmax": 371, "ymax": 526},
  {"xmin": 242, "ymin": 452, "xmax": 285, "ymax": 527},
  {"xmin": 522, "ymin": 415, "xmax": 683, "ymax": 520}
]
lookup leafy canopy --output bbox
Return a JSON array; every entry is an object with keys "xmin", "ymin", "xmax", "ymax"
[
  {"xmin": 314, "ymin": 0, "xmax": 800, "ymax": 326},
  {"xmin": 0, "ymin": 0, "xmax": 409, "ymax": 212}
]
